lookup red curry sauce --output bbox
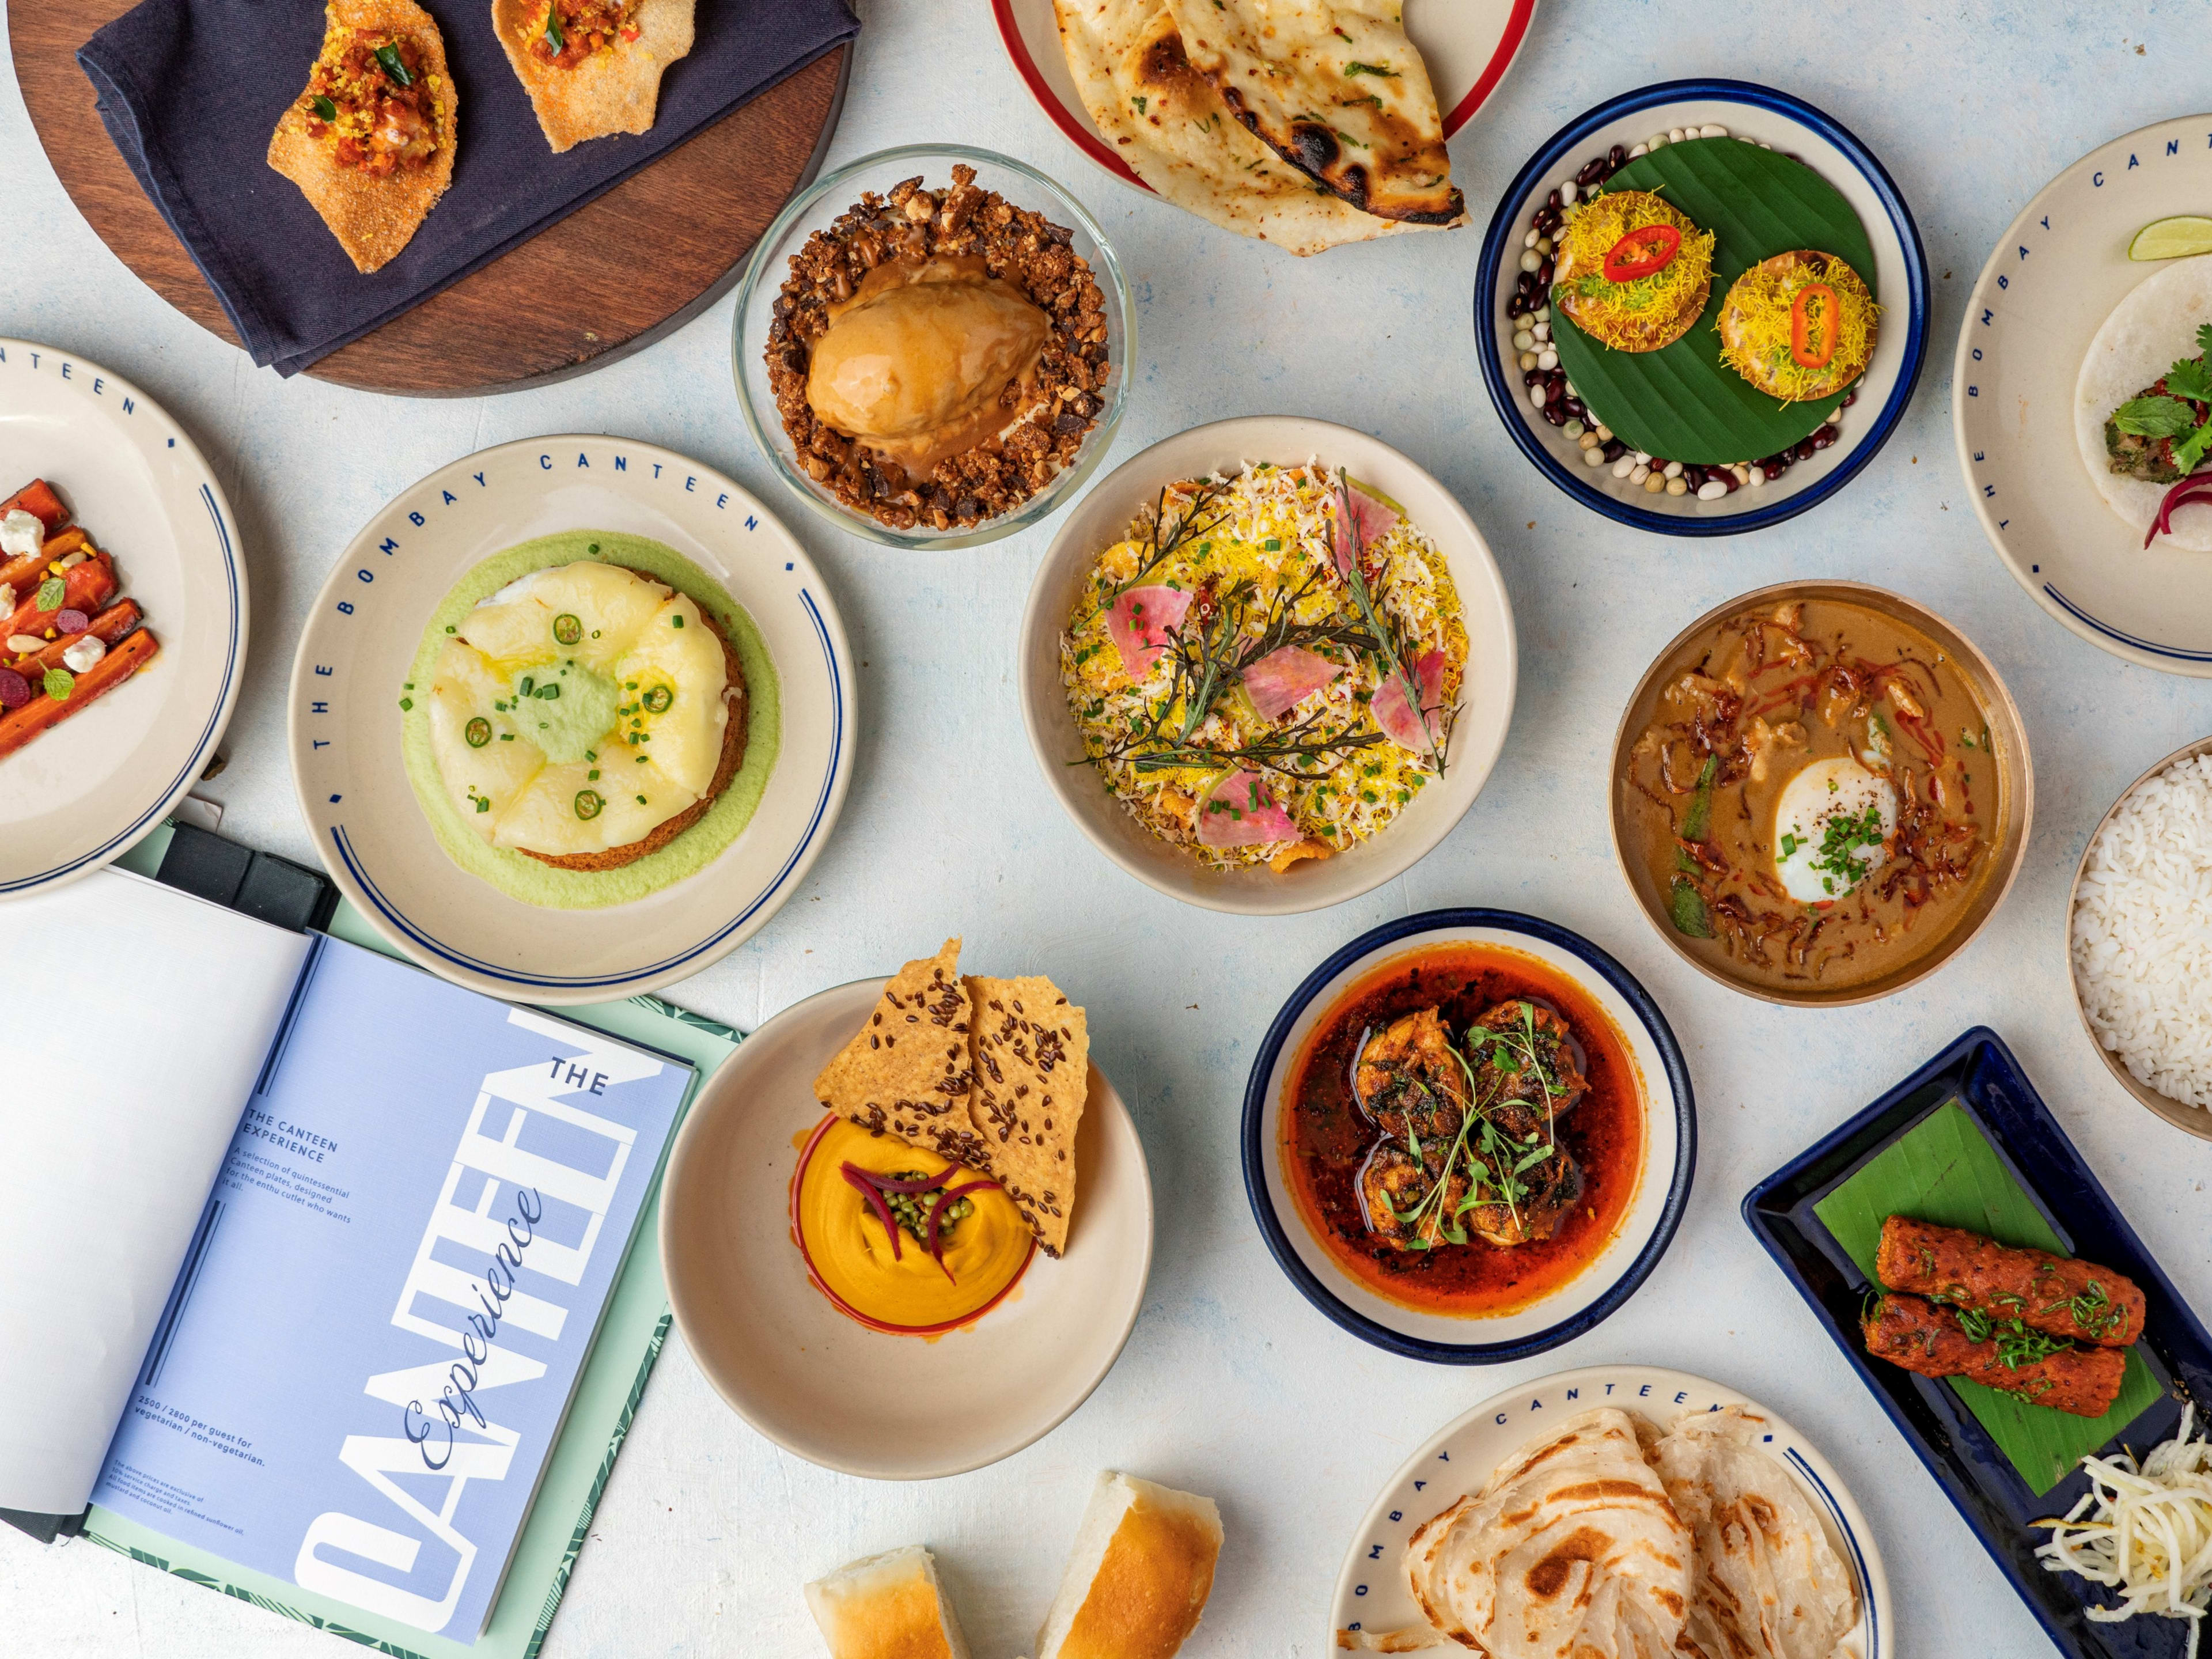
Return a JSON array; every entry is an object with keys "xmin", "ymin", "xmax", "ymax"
[{"xmin": 1282, "ymin": 944, "xmax": 1646, "ymax": 1317}]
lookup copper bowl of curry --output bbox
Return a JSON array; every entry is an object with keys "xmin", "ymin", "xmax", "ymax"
[{"xmin": 1610, "ymin": 582, "xmax": 2032, "ymax": 1006}]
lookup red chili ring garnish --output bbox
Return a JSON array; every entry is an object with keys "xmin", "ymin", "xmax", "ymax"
[
  {"xmin": 1601, "ymin": 224, "xmax": 1681, "ymax": 283},
  {"xmin": 1790, "ymin": 283, "xmax": 1841, "ymax": 370}
]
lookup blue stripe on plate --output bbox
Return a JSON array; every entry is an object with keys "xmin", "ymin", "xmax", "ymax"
[
  {"xmin": 1787, "ymin": 1445, "xmax": 1881, "ymax": 1659},
  {"xmin": 2043, "ymin": 582, "xmax": 2212, "ymax": 662}
]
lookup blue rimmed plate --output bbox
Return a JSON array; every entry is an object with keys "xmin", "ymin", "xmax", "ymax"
[
  {"xmin": 1241, "ymin": 908, "xmax": 1695, "ymax": 1363},
  {"xmin": 1956, "ymin": 115, "xmax": 2212, "ymax": 676},
  {"xmin": 0, "ymin": 342, "xmax": 246, "ymax": 898},
  {"xmin": 1475, "ymin": 79, "xmax": 1929, "ymax": 536},
  {"xmin": 1327, "ymin": 1365, "xmax": 1891, "ymax": 1656},
  {"xmin": 287, "ymin": 436, "xmax": 853, "ymax": 1003},
  {"xmin": 1744, "ymin": 1027, "xmax": 2212, "ymax": 1659}
]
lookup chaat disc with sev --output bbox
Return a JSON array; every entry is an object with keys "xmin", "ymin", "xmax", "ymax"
[
  {"xmin": 1717, "ymin": 249, "xmax": 1879, "ymax": 404},
  {"xmin": 1551, "ymin": 190, "xmax": 1715, "ymax": 354}
]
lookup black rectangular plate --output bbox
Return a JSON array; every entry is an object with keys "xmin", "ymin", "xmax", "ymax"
[{"xmin": 1743, "ymin": 1026, "xmax": 2212, "ymax": 1658}]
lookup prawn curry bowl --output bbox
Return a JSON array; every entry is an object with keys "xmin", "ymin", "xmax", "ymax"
[
  {"xmin": 1245, "ymin": 914, "xmax": 1690, "ymax": 1362},
  {"xmin": 1613, "ymin": 583, "xmax": 2030, "ymax": 1007}
]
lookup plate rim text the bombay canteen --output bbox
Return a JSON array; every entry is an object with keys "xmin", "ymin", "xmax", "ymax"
[
  {"xmin": 287, "ymin": 435, "xmax": 853, "ymax": 1003},
  {"xmin": 0, "ymin": 340, "xmax": 246, "ymax": 898},
  {"xmin": 1241, "ymin": 908, "xmax": 1695, "ymax": 1363},
  {"xmin": 1327, "ymin": 1363, "xmax": 1891, "ymax": 1658},
  {"xmin": 1956, "ymin": 113, "xmax": 2212, "ymax": 675},
  {"xmin": 1475, "ymin": 79, "xmax": 1929, "ymax": 536}
]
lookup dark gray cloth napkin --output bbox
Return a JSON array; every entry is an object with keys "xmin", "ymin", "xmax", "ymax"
[{"xmin": 79, "ymin": 0, "xmax": 857, "ymax": 376}]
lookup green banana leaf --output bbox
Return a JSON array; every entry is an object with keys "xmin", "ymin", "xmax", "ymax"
[
  {"xmin": 1547, "ymin": 139, "xmax": 1879, "ymax": 465},
  {"xmin": 1813, "ymin": 1099, "xmax": 2164, "ymax": 1497}
]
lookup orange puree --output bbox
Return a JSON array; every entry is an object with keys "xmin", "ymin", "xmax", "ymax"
[{"xmin": 790, "ymin": 1115, "xmax": 1033, "ymax": 1335}]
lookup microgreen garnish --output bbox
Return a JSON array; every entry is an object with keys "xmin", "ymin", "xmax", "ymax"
[
  {"xmin": 541, "ymin": 2, "xmax": 565, "ymax": 53},
  {"xmin": 373, "ymin": 41, "xmax": 413, "ymax": 87},
  {"xmin": 311, "ymin": 94, "xmax": 339, "ymax": 123},
  {"xmin": 1806, "ymin": 802, "xmax": 1887, "ymax": 896}
]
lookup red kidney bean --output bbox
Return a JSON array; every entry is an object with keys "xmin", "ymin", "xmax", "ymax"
[
  {"xmin": 1546, "ymin": 188, "xmax": 1562, "ymax": 210},
  {"xmin": 1536, "ymin": 258, "xmax": 1554, "ymax": 285},
  {"xmin": 1608, "ymin": 144, "xmax": 1627, "ymax": 169},
  {"xmin": 1840, "ymin": 389, "xmax": 1858, "ymax": 407},
  {"xmin": 1543, "ymin": 403, "xmax": 1568, "ymax": 427},
  {"xmin": 1524, "ymin": 368, "xmax": 1546, "ymax": 387},
  {"xmin": 1682, "ymin": 464, "xmax": 1706, "ymax": 488},
  {"xmin": 1602, "ymin": 439, "xmax": 1626, "ymax": 461},
  {"xmin": 1812, "ymin": 426, "xmax": 1837, "ymax": 450}
]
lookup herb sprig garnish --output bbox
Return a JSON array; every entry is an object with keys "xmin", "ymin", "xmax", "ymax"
[
  {"xmin": 1330, "ymin": 468, "xmax": 1448, "ymax": 774},
  {"xmin": 1382, "ymin": 1005, "xmax": 1565, "ymax": 1250},
  {"xmin": 1074, "ymin": 479, "xmax": 1232, "ymax": 634},
  {"xmin": 2112, "ymin": 323, "xmax": 2212, "ymax": 475},
  {"xmin": 1953, "ymin": 1304, "xmax": 2076, "ymax": 1370}
]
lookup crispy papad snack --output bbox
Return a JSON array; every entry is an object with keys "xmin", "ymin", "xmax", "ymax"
[
  {"xmin": 813, "ymin": 940, "xmax": 982, "ymax": 1164},
  {"xmin": 267, "ymin": 0, "xmax": 456, "ymax": 275},
  {"xmin": 492, "ymin": 0, "xmax": 696, "ymax": 154},
  {"xmin": 1054, "ymin": 0, "xmax": 1434, "ymax": 256},
  {"xmin": 1161, "ymin": 0, "xmax": 1462, "ymax": 225},
  {"xmin": 964, "ymin": 974, "xmax": 1088, "ymax": 1257}
]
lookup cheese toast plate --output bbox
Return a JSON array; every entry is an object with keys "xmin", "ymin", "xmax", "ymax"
[
  {"xmin": 289, "ymin": 435, "xmax": 853, "ymax": 1003},
  {"xmin": 995, "ymin": 0, "xmax": 1533, "ymax": 196},
  {"xmin": 0, "ymin": 342, "xmax": 245, "ymax": 898},
  {"xmin": 1329, "ymin": 1365, "xmax": 1889, "ymax": 1657},
  {"xmin": 660, "ymin": 977, "xmax": 1155, "ymax": 1479}
]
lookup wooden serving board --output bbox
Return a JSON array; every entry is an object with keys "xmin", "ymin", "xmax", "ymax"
[{"xmin": 13, "ymin": 4, "xmax": 847, "ymax": 396}]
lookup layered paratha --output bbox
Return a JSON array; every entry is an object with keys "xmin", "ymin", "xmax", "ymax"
[
  {"xmin": 267, "ymin": 0, "xmax": 456, "ymax": 274},
  {"xmin": 492, "ymin": 0, "xmax": 695, "ymax": 153},
  {"xmin": 1055, "ymin": 0, "xmax": 1435, "ymax": 255},
  {"xmin": 1162, "ymin": 0, "xmax": 1463, "ymax": 224}
]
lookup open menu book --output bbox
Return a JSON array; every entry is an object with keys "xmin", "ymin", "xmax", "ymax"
[{"xmin": 0, "ymin": 860, "xmax": 729, "ymax": 1656}]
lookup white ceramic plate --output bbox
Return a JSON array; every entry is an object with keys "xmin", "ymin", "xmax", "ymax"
[
  {"xmin": 1479, "ymin": 82, "xmax": 1928, "ymax": 535},
  {"xmin": 1243, "ymin": 910, "xmax": 1693, "ymax": 1361},
  {"xmin": 1018, "ymin": 416, "xmax": 1517, "ymax": 915},
  {"xmin": 659, "ymin": 978, "xmax": 1154, "ymax": 1479},
  {"xmin": 0, "ymin": 341, "xmax": 245, "ymax": 897},
  {"xmin": 1957, "ymin": 113, "xmax": 2212, "ymax": 673},
  {"xmin": 288, "ymin": 436, "xmax": 853, "ymax": 1003},
  {"xmin": 994, "ymin": 0, "xmax": 1534, "ymax": 197},
  {"xmin": 1329, "ymin": 1365, "xmax": 1891, "ymax": 1658}
]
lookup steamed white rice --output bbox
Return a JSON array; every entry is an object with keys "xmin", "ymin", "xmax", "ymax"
[{"xmin": 2071, "ymin": 753, "xmax": 2212, "ymax": 1109}]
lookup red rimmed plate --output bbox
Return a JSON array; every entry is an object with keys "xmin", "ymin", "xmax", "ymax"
[{"xmin": 993, "ymin": 0, "xmax": 1535, "ymax": 194}]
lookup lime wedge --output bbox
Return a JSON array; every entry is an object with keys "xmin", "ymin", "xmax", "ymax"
[{"xmin": 2130, "ymin": 216, "xmax": 2212, "ymax": 261}]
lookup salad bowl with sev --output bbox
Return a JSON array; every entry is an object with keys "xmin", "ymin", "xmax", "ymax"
[{"xmin": 1019, "ymin": 417, "xmax": 1516, "ymax": 915}]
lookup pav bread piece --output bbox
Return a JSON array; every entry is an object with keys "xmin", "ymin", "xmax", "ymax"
[
  {"xmin": 1034, "ymin": 1472, "xmax": 1224, "ymax": 1659},
  {"xmin": 803, "ymin": 1545, "xmax": 972, "ymax": 1659},
  {"xmin": 267, "ymin": 0, "xmax": 456, "ymax": 274},
  {"xmin": 492, "ymin": 0, "xmax": 695, "ymax": 153}
]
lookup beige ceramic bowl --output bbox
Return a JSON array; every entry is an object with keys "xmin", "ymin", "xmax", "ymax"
[
  {"xmin": 659, "ymin": 977, "xmax": 1154, "ymax": 1479},
  {"xmin": 1608, "ymin": 580, "xmax": 2033, "ymax": 1007},
  {"xmin": 2066, "ymin": 734, "xmax": 2212, "ymax": 1141}
]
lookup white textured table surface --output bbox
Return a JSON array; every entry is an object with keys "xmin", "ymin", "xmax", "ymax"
[{"xmin": 8, "ymin": 2, "xmax": 2212, "ymax": 1654}]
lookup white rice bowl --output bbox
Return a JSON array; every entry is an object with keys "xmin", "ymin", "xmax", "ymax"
[
  {"xmin": 2071, "ymin": 753, "xmax": 2212, "ymax": 1109},
  {"xmin": 2073, "ymin": 256, "xmax": 2212, "ymax": 555}
]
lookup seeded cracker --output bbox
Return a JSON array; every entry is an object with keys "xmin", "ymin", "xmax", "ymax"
[
  {"xmin": 964, "ymin": 975, "xmax": 1088, "ymax": 1257},
  {"xmin": 812, "ymin": 940, "xmax": 979, "ymax": 1163}
]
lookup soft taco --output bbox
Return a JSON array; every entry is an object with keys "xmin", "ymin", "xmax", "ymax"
[
  {"xmin": 267, "ymin": 0, "xmax": 456, "ymax": 275},
  {"xmin": 492, "ymin": 0, "xmax": 695, "ymax": 153},
  {"xmin": 2074, "ymin": 255, "xmax": 2212, "ymax": 552}
]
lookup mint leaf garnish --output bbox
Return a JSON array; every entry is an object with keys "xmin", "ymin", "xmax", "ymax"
[{"xmin": 2113, "ymin": 395, "xmax": 2200, "ymax": 438}]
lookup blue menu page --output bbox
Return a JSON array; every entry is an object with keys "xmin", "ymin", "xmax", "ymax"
[{"xmin": 89, "ymin": 933, "xmax": 691, "ymax": 1642}]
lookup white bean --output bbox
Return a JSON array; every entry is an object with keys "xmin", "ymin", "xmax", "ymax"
[
  {"xmin": 1532, "ymin": 321, "xmax": 1551, "ymax": 341},
  {"xmin": 1564, "ymin": 418, "xmax": 1586, "ymax": 439},
  {"xmin": 1633, "ymin": 450, "xmax": 1652, "ymax": 466},
  {"xmin": 1560, "ymin": 180, "xmax": 1579, "ymax": 206},
  {"xmin": 1565, "ymin": 380, "xmax": 1579, "ymax": 398},
  {"xmin": 1537, "ymin": 349, "xmax": 1559, "ymax": 370},
  {"xmin": 1627, "ymin": 142, "xmax": 1649, "ymax": 158},
  {"xmin": 1698, "ymin": 124, "xmax": 1728, "ymax": 139},
  {"xmin": 1518, "ymin": 351, "xmax": 1538, "ymax": 371},
  {"xmin": 1594, "ymin": 424, "xmax": 1613, "ymax": 442},
  {"xmin": 1613, "ymin": 456, "xmax": 1637, "ymax": 479},
  {"xmin": 1519, "ymin": 249, "xmax": 1541, "ymax": 274},
  {"xmin": 1582, "ymin": 445, "xmax": 1608, "ymax": 468},
  {"xmin": 1697, "ymin": 479, "xmax": 1728, "ymax": 501},
  {"xmin": 1666, "ymin": 476, "xmax": 1689, "ymax": 497},
  {"xmin": 1748, "ymin": 465, "xmax": 1766, "ymax": 487},
  {"xmin": 1534, "ymin": 305, "xmax": 1551, "ymax": 323},
  {"xmin": 1513, "ymin": 328, "xmax": 1535, "ymax": 351},
  {"xmin": 1647, "ymin": 132, "xmax": 1669, "ymax": 150},
  {"xmin": 1668, "ymin": 127, "xmax": 1686, "ymax": 144},
  {"xmin": 1663, "ymin": 460, "xmax": 1683, "ymax": 479},
  {"xmin": 1630, "ymin": 463, "xmax": 1651, "ymax": 484},
  {"xmin": 1524, "ymin": 228, "xmax": 1539, "ymax": 249},
  {"xmin": 1529, "ymin": 384, "xmax": 1548, "ymax": 408},
  {"xmin": 1535, "ymin": 236, "xmax": 1554, "ymax": 257}
]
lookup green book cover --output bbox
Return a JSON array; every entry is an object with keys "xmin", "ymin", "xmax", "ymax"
[{"xmin": 81, "ymin": 829, "xmax": 737, "ymax": 1658}]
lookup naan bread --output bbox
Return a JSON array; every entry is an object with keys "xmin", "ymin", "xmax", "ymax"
[
  {"xmin": 1653, "ymin": 1408, "xmax": 1858, "ymax": 1659},
  {"xmin": 491, "ymin": 0, "xmax": 695, "ymax": 153},
  {"xmin": 1162, "ymin": 0, "xmax": 1462, "ymax": 224},
  {"xmin": 1055, "ymin": 0, "xmax": 1437, "ymax": 256},
  {"xmin": 2073, "ymin": 255, "xmax": 2212, "ymax": 552},
  {"xmin": 1404, "ymin": 1408, "xmax": 1692, "ymax": 1658},
  {"xmin": 964, "ymin": 975, "xmax": 1088, "ymax": 1256},
  {"xmin": 266, "ymin": 0, "xmax": 456, "ymax": 274}
]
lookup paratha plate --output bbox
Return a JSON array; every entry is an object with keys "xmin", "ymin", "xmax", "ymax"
[
  {"xmin": 0, "ymin": 342, "xmax": 246, "ymax": 900},
  {"xmin": 287, "ymin": 435, "xmax": 853, "ymax": 1003},
  {"xmin": 660, "ymin": 976, "xmax": 1154, "ymax": 1479},
  {"xmin": 1956, "ymin": 114, "xmax": 2212, "ymax": 675},
  {"xmin": 1327, "ymin": 1364, "xmax": 1889, "ymax": 1657},
  {"xmin": 994, "ymin": 0, "xmax": 1532, "ymax": 197},
  {"xmin": 1476, "ymin": 80, "xmax": 1929, "ymax": 535}
]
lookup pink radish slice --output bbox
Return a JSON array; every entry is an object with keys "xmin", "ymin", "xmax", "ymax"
[
  {"xmin": 1195, "ymin": 769, "xmax": 1300, "ymax": 847},
  {"xmin": 1331, "ymin": 482, "xmax": 1400, "ymax": 574},
  {"xmin": 1243, "ymin": 643, "xmax": 1342, "ymax": 721},
  {"xmin": 1105, "ymin": 585, "xmax": 1192, "ymax": 679},
  {"xmin": 55, "ymin": 609, "xmax": 88, "ymax": 635},
  {"xmin": 1372, "ymin": 649, "xmax": 1449, "ymax": 755}
]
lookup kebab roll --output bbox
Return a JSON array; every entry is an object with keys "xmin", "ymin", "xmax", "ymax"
[
  {"xmin": 1862, "ymin": 1293, "xmax": 2128, "ymax": 1418},
  {"xmin": 1877, "ymin": 1216, "xmax": 2144, "ymax": 1348}
]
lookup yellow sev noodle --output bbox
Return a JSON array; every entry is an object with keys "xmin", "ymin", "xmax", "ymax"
[
  {"xmin": 2036, "ymin": 1403, "xmax": 2212, "ymax": 1658},
  {"xmin": 1555, "ymin": 191, "xmax": 1714, "ymax": 329},
  {"xmin": 1717, "ymin": 254, "xmax": 1877, "ymax": 402}
]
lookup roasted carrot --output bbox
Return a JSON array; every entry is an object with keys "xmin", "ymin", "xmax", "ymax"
[
  {"xmin": 0, "ymin": 554, "xmax": 115, "ymax": 643},
  {"xmin": 0, "ymin": 626, "xmax": 158, "ymax": 760},
  {"xmin": 8, "ymin": 601, "xmax": 142, "ymax": 675},
  {"xmin": 0, "ymin": 526, "xmax": 93, "ymax": 595},
  {"xmin": 0, "ymin": 479, "xmax": 69, "ymax": 533}
]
